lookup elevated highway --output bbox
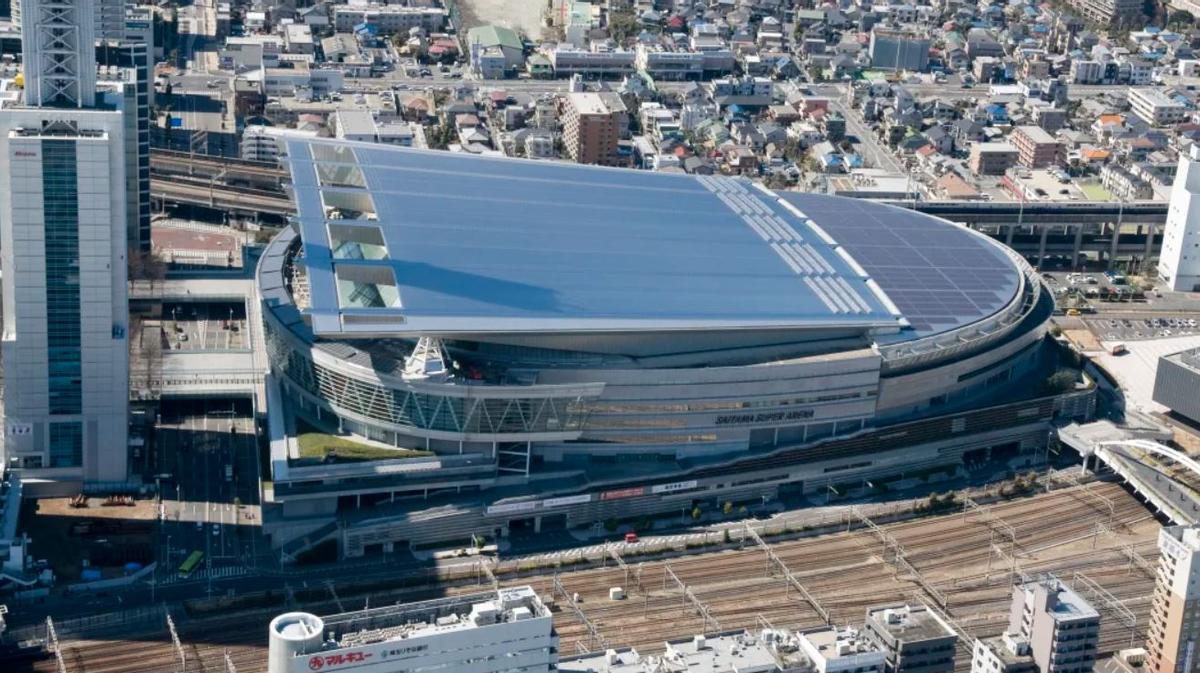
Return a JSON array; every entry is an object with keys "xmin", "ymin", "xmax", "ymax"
[{"xmin": 902, "ymin": 200, "xmax": 1166, "ymax": 226}]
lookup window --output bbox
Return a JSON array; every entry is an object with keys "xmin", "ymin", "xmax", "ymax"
[
  {"xmin": 49, "ymin": 422, "xmax": 83, "ymax": 468},
  {"xmin": 42, "ymin": 139, "xmax": 82, "ymax": 415},
  {"xmin": 334, "ymin": 264, "xmax": 401, "ymax": 309}
]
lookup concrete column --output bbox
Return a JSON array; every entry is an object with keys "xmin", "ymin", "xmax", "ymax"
[
  {"xmin": 1006, "ymin": 222, "xmax": 1016, "ymax": 246},
  {"xmin": 1037, "ymin": 227, "xmax": 1049, "ymax": 269},
  {"xmin": 1072, "ymin": 223, "xmax": 1084, "ymax": 270},
  {"xmin": 1144, "ymin": 220, "xmax": 1156, "ymax": 266},
  {"xmin": 1108, "ymin": 220, "xmax": 1121, "ymax": 270},
  {"xmin": 534, "ymin": 516, "xmax": 542, "ymax": 533}
]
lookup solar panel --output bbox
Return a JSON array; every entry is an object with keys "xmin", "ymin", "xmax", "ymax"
[
  {"xmin": 781, "ymin": 194, "xmax": 1021, "ymax": 340},
  {"xmin": 284, "ymin": 139, "xmax": 902, "ymax": 337}
]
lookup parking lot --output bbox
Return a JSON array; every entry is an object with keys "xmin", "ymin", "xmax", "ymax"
[
  {"xmin": 162, "ymin": 301, "xmax": 248, "ymax": 351},
  {"xmin": 1042, "ymin": 270, "xmax": 1144, "ymax": 301},
  {"xmin": 1086, "ymin": 314, "xmax": 1200, "ymax": 342}
]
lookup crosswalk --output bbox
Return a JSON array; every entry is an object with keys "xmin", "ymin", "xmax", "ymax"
[{"xmin": 158, "ymin": 564, "xmax": 249, "ymax": 585}]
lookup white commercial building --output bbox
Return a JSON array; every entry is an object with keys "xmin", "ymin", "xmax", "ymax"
[
  {"xmin": 547, "ymin": 46, "xmax": 636, "ymax": 77},
  {"xmin": 0, "ymin": 0, "xmax": 129, "ymax": 486},
  {"xmin": 266, "ymin": 586, "xmax": 555, "ymax": 673},
  {"xmin": 561, "ymin": 629, "xmax": 827, "ymax": 672},
  {"xmin": 799, "ymin": 628, "xmax": 887, "ymax": 673},
  {"xmin": 1128, "ymin": 88, "xmax": 1188, "ymax": 126},
  {"xmin": 1159, "ymin": 144, "xmax": 1200, "ymax": 292}
]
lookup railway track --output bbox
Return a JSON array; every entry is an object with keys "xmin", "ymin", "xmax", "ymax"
[{"xmin": 25, "ymin": 482, "xmax": 1163, "ymax": 673}]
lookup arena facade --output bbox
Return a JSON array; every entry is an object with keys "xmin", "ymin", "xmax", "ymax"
[{"xmin": 257, "ymin": 139, "xmax": 1092, "ymax": 558}]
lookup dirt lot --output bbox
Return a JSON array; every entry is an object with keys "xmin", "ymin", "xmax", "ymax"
[
  {"xmin": 22, "ymin": 498, "xmax": 156, "ymax": 581},
  {"xmin": 457, "ymin": 0, "xmax": 545, "ymax": 40},
  {"xmin": 1062, "ymin": 328, "xmax": 1101, "ymax": 353}
]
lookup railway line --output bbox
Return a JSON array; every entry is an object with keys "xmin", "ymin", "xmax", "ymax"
[{"xmin": 23, "ymin": 482, "xmax": 1162, "ymax": 673}]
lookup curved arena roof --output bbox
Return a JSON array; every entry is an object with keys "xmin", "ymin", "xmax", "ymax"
[{"xmin": 280, "ymin": 139, "xmax": 1021, "ymax": 345}]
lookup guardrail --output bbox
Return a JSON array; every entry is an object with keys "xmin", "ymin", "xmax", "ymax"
[
  {"xmin": 878, "ymin": 239, "xmax": 1044, "ymax": 372},
  {"xmin": 65, "ymin": 563, "xmax": 157, "ymax": 594}
]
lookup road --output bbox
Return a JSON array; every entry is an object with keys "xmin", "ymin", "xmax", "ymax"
[
  {"xmin": 152, "ymin": 398, "xmax": 263, "ymax": 598},
  {"xmin": 820, "ymin": 88, "xmax": 905, "ymax": 173}
]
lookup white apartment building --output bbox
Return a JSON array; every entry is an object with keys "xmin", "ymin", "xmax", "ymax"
[
  {"xmin": 1070, "ymin": 60, "xmax": 1104, "ymax": 84},
  {"xmin": 331, "ymin": 5, "xmax": 445, "ymax": 34},
  {"xmin": 332, "ymin": 109, "xmax": 425, "ymax": 148},
  {"xmin": 266, "ymin": 587, "xmax": 556, "ymax": 673},
  {"xmin": 1147, "ymin": 524, "xmax": 1200, "ymax": 673},
  {"xmin": 547, "ymin": 46, "xmax": 636, "ymax": 77},
  {"xmin": 0, "ymin": 0, "xmax": 129, "ymax": 487},
  {"xmin": 635, "ymin": 44, "xmax": 705, "ymax": 80},
  {"xmin": 1008, "ymin": 578, "xmax": 1100, "ymax": 673},
  {"xmin": 1129, "ymin": 88, "xmax": 1188, "ymax": 126},
  {"xmin": 970, "ymin": 633, "xmax": 1037, "ymax": 673},
  {"xmin": 1160, "ymin": 144, "xmax": 1200, "ymax": 292},
  {"xmin": 241, "ymin": 125, "xmax": 318, "ymax": 163}
]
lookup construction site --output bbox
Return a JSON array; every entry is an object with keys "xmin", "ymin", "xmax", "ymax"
[{"xmin": 8, "ymin": 475, "xmax": 1161, "ymax": 673}]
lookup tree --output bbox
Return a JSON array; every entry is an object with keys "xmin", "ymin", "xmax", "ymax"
[
  {"xmin": 607, "ymin": 11, "xmax": 639, "ymax": 44},
  {"xmin": 722, "ymin": 501, "xmax": 733, "ymax": 515},
  {"xmin": 691, "ymin": 506, "xmax": 702, "ymax": 520},
  {"xmin": 128, "ymin": 247, "xmax": 167, "ymax": 288},
  {"xmin": 1169, "ymin": 10, "xmax": 1195, "ymax": 27},
  {"xmin": 1042, "ymin": 369, "xmax": 1078, "ymax": 395}
]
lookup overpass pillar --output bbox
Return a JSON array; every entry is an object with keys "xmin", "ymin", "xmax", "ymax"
[
  {"xmin": 1144, "ymin": 220, "xmax": 1156, "ymax": 269},
  {"xmin": 1006, "ymin": 222, "xmax": 1016, "ymax": 247},
  {"xmin": 1071, "ymin": 223, "xmax": 1084, "ymax": 270},
  {"xmin": 1036, "ymin": 226, "xmax": 1049, "ymax": 270},
  {"xmin": 1108, "ymin": 220, "xmax": 1120, "ymax": 270}
]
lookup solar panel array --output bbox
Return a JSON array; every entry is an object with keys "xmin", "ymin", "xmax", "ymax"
[
  {"xmin": 696, "ymin": 176, "xmax": 876, "ymax": 315},
  {"xmin": 285, "ymin": 139, "xmax": 900, "ymax": 336},
  {"xmin": 783, "ymin": 195, "xmax": 1020, "ymax": 337}
]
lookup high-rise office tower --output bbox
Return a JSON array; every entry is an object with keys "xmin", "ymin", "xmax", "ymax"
[
  {"xmin": 0, "ymin": 0, "xmax": 129, "ymax": 486},
  {"xmin": 97, "ymin": 39, "xmax": 150, "ymax": 250},
  {"xmin": 1160, "ymin": 145, "xmax": 1200, "ymax": 293},
  {"xmin": 1147, "ymin": 525, "xmax": 1200, "ymax": 673}
]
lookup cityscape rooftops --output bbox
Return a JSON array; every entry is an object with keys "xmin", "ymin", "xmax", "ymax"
[
  {"xmin": 979, "ymin": 633, "xmax": 1037, "ymax": 667},
  {"xmin": 568, "ymin": 91, "xmax": 622, "ymax": 115},
  {"xmin": 1017, "ymin": 577, "xmax": 1100, "ymax": 621},
  {"xmin": 560, "ymin": 629, "xmax": 813, "ymax": 673},
  {"xmin": 865, "ymin": 603, "xmax": 957, "ymax": 643},
  {"xmin": 310, "ymin": 586, "xmax": 549, "ymax": 649}
]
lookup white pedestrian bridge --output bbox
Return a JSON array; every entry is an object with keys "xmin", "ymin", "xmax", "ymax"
[{"xmin": 1059, "ymin": 421, "xmax": 1200, "ymax": 525}]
